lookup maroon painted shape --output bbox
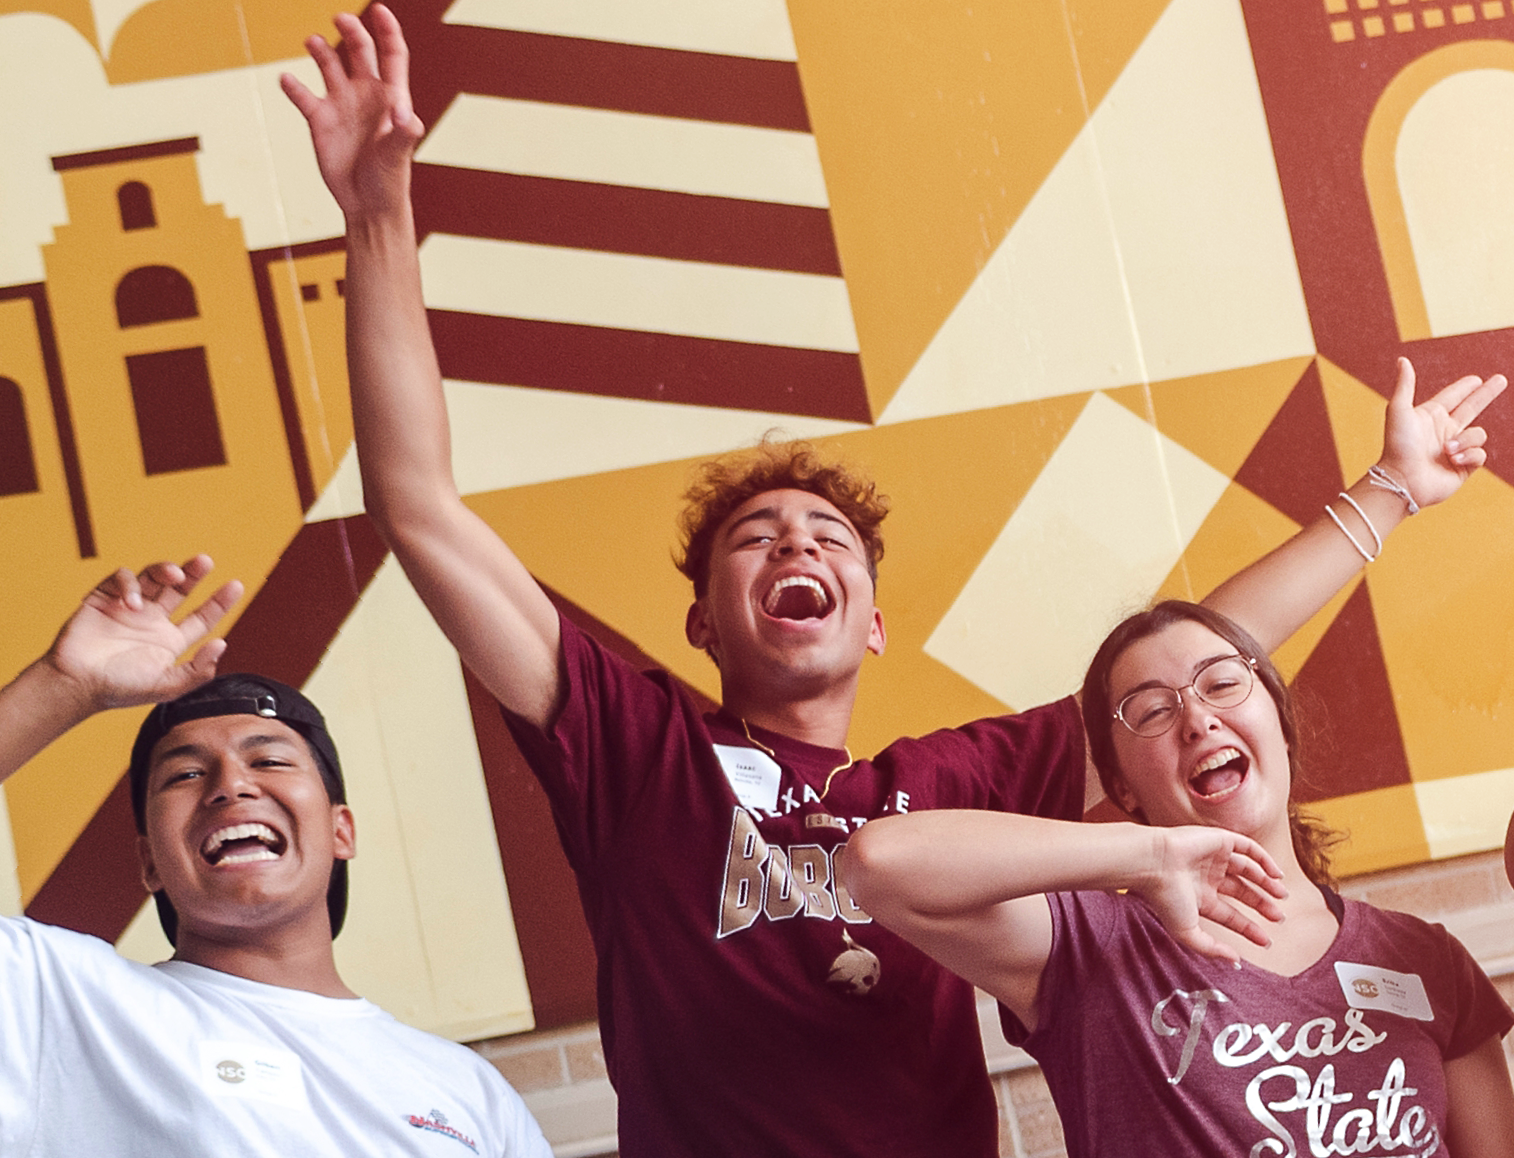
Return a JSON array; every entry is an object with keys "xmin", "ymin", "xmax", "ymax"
[
  {"xmin": 216, "ymin": 514, "xmax": 389, "ymax": 685},
  {"xmin": 429, "ymin": 311, "xmax": 871, "ymax": 421},
  {"xmin": 394, "ymin": 0, "xmax": 810, "ymax": 133},
  {"xmin": 1288, "ymin": 582, "xmax": 1411, "ymax": 803},
  {"xmin": 1233, "ymin": 360, "xmax": 1344, "ymax": 526},
  {"xmin": 52, "ymin": 136, "xmax": 198, "ymax": 171},
  {"xmin": 126, "ymin": 347, "xmax": 227, "ymax": 475},
  {"xmin": 412, "ymin": 166, "xmax": 843, "ymax": 277},
  {"xmin": 0, "ymin": 284, "xmax": 94, "ymax": 557},
  {"xmin": 25, "ymin": 516, "xmax": 390, "ymax": 941},
  {"xmin": 464, "ymin": 582, "xmax": 715, "ymax": 1030},
  {"xmin": 1236, "ymin": 3, "xmax": 1514, "ymax": 489},
  {"xmin": 23, "ymin": 776, "xmax": 144, "ymax": 940}
]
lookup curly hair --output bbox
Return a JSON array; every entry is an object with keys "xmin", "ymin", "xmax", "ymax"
[
  {"xmin": 1080, "ymin": 600, "xmax": 1344, "ymax": 889},
  {"xmin": 675, "ymin": 437, "xmax": 889, "ymax": 597}
]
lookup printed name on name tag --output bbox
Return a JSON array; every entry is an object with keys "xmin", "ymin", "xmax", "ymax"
[
  {"xmin": 1334, "ymin": 962, "xmax": 1434, "ymax": 1022},
  {"xmin": 713, "ymin": 743, "xmax": 782, "ymax": 813}
]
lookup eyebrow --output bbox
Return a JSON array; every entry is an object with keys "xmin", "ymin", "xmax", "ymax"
[
  {"xmin": 151, "ymin": 733, "xmax": 302, "ymax": 770},
  {"xmin": 725, "ymin": 507, "xmax": 857, "ymax": 540},
  {"xmin": 1114, "ymin": 652, "xmax": 1237, "ymax": 700}
]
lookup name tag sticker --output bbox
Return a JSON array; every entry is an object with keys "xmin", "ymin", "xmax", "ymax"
[
  {"xmin": 1334, "ymin": 962, "xmax": 1434, "ymax": 1022},
  {"xmin": 714, "ymin": 744, "xmax": 782, "ymax": 813},
  {"xmin": 198, "ymin": 1040, "xmax": 307, "ymax": 1108}
]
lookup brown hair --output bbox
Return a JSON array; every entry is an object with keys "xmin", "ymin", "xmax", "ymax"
[
  {"xmin": 675, "ymin": 437, "xmax": 889, "ymax": 597},
  {"xmin": 1080, "ymin": 600, "xmax": 1343, "ymax": 888}
]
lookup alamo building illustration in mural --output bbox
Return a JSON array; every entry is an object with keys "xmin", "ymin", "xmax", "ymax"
[{"xmin": 0, "ymin": 135, "xmax": 349, "ymax": 570}]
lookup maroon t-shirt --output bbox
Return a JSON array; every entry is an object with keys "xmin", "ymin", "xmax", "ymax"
[
  {"xmin": 1005, "ymin": 891, "xmax": 1513, "ymax": 1158},
  {"xmin": 504, "ymin": 615, "xmax": 1086, "ymax": 1158}
]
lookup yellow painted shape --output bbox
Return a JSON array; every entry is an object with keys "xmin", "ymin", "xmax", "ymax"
[
  {"xmin": 1362, "ymin": 39, "xmax": 1514, "ymax": 341},
  {"xmin": 786, "ymin": 0, "xmax": 1169, "ymax": 414},
  {"xmin": 1310, "ymin": 783, "xmax": 1429, "ymax": 877},
  {"xmin": 464, "ymin": 457, "xmax": 717, "ymax": 704},
  {"xmin": 839, "ymin": 397, "xmax": 1091, "ymax": 752},
  {"xmin": 1318, "ymin": 356, "xmax": 1514, "ymax": 783},
  {"xmin": 466, "ymin": 395, "xmax": 1088, "ymax": 756},
  {"xmin": 0, "ymin": 0, "xmax": 96, "ymax": 46},
  {"xmin": 1149, "ymin": 480, "xmax": 1359, "ymax": 684},
  {"xmin": 1105, "ymin": 357, "xmax": 1310, "ymax": 480},
  {"xmin": 105, "ymin": 1, "xmax": 339, "ymax": 83},
  {"xmin": 1316, "ymin": 355, "xmax": 1387, "ymax": 481},
  {"xmin": 267, "ymin": 250, "xmax": 351, "ymax": 498},
  {"xmin": 11, "ymin": 146, "xmax": 303, "ymax": 898},
  {"xmin": 1364, "ymin": 469, "xmax": 1514, "ymax": 783}
]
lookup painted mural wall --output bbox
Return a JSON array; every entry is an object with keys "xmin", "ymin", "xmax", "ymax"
[{"xmin": 1, "ymin": 0, "xmax": 1512, "ymax": 1039}]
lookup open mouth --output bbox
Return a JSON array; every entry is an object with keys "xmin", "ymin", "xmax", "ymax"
[
  {"xmin": 202, "ymin": 822, "xmax": 286, "ymax": 866},
  {"xmin": 763, "ymin": 575, "xmax": 833, "ymax": 621},
  {"xmin": 1189, "ymin": 747, "xmax": 1248, "ymax": 800}
]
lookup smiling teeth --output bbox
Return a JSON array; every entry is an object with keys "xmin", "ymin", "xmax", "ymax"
[
  {"xmin": 765, "ymin": 575, "xmax": 829, "ymax": 612},
  {"xmin": 203, "ymin": 822, "xmax": 281, "ymax": 864},
  {"xmin": 1192, "ymin": 748, "xmax": 1241, "ymax": 776}
]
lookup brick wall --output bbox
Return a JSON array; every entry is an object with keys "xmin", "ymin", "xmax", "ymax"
[{"xmin": 470, "ymin": 849, "xmax": 1514, "ymax": 1157}]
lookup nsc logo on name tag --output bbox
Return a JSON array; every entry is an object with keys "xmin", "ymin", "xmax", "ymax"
[
  {"xmin": 199, "ymin": 1040, "xmax": 307, "ymax": 1108},
  {"xmin": 1333, "ymin": 962, "xmax": 1434, "ymax": 1021}
]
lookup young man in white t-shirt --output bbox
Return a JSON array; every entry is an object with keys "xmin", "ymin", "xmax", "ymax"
[{"xmin": 0, "ymin": 555, "xmax": 550, "ymax": 1157}]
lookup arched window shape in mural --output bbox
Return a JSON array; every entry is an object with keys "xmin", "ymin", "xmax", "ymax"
[
  {"xmin": 118, "ymin": 181, "xmax": 156, "ymax": 230},
  {"xmin": 115, "ymin": 265, "xmax": 198, "ymax": 328},
  {"xmin": 125, "ymin": 347, "xmax": 226, "ymax": 475},
  {"xmin": 1364, "ymin": 41, "xmax": 1514, "ymax": 341},
  {"xmin": 0, "ymin": 377, "xmax": 40, "ymax": 496}
]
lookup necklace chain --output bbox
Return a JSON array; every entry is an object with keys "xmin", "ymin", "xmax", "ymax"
[{"xmin": 740, "ymin": 718, "xmax": 855, "ymax": 799}]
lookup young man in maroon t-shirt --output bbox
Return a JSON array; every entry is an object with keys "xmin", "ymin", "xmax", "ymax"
[{"xmin": 281, "ymin": 8, "xmax": 1503, "ymax": 1155}]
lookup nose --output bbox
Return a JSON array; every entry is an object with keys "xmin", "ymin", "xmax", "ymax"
[
  {"xmin": 204, "ymin": 759, "xmax": 260, "ymax": 805},
  {"xmin": 772, "ymin": 526, "xmax": 820, "ymax": 558},
  {"xmin": 1179, "ymin": 688, "xmax": 1222, "ymax": 739}
]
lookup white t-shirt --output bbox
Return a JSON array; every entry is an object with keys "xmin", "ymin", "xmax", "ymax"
[{"xmin": 0, "ymin": 917, "xmax": 550, "ymax": 1157}]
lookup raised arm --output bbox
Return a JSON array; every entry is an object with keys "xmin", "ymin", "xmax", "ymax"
[
  {"xmin": 842, "ymin": 811, "xmax": 1284, "ymax": 1031},
  {"xmin": 280, "ymin": 5, "xmax": 564, "ymax": 728},
  {"xmin": 0, "ymin": 557, "xmax": 241, "ymax": 782},
  {"xmin": 1204, "ymin": 357, "xmax": 1504, "ymax": 652}
]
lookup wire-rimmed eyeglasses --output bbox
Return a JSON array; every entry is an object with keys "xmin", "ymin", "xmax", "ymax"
[{"xmin": 1112, "ymin": 654, "xmax": 1258, "ymax": 738}]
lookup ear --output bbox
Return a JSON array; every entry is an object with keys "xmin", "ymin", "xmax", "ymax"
[
  {"xmin": 685, "ymin": 599, "xmax": 720, "ymax": 665},
  {"xmin": 867, "ymin": 607, "xmax": 886, "ymax": 657},
  {"xmin": 138, "ymin": 834, "xmax": 162, "ymax": 894},
  {"xmin": 332, "ymin": 805, "xmax": 356, "ymax": 861},
  {"xmin": 1108, "ymin": 773, "xmax": 1142, "ymax": 819}
]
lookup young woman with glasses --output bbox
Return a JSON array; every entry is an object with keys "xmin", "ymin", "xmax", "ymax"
[{"xmin": 844, "ymin": 599, "xmax": 1514, "ymax": 1156}]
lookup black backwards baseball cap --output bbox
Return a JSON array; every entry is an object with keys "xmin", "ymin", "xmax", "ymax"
[{"xmin": 128, "ymin": 674, "xmax": 348, "ymax": 946}]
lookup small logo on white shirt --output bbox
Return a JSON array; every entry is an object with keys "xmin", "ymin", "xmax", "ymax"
[{"xmin": 404, "ymin": 1109, "xmax": 480, "ymax": 1152}]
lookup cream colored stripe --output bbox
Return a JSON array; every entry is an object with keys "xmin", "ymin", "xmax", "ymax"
[
  {"xmin": 0, "ymin": 786, "xmax": 20, "ymax": 918},
  {"xmin": 924, "ymin": 392, "xmax": 1229, "ymax": 710},
  {"xmin": 419, "ymin": 234, "xmax": 859, "ymax": 352},
  {"xmin": 415, "ymin": 95, "xmax": 828, "ymax": 208},
  {"xmin": 1415, "ymin": 768, "xmax": 1514, "ymax": 860},
  {"xmin": 309, "ymin": 386, "xmax": 864, "ymax": 521},
  {"xmin": 315, "ymin": 557, "xmax": 533, "ymax": 1040},
  {"xmin": 443, "ymin": 0, "xmax": 798, "ymax": 61}
]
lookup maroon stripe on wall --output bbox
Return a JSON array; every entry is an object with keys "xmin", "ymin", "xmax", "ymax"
[
  {"xmin": 26, "ymin": 516, "xmax": 390, "ymax": 941},
  {"xmin": 412, "ymin": 166, "xmax": 842, "ymax": 277},
  {"xmin": 404, "ymin": 17, "xmax": 810, "ymax": 132},
  {"xmin": 465, "ymin": 583, "xmax": 716, "ymax": 1029},
  {"xmin": 430, "ymin": 311, "xmax": 871, "ymax": 422}
]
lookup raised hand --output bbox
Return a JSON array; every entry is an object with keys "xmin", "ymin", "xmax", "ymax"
[
  {"xmin": 280, "ymin": 4, "xmax": 425, "ymax": 220},
  {"xmin": 46, "ymin": 556, "xmax": 243, "ymax": 711},
  {"xmin": 1377, "ymin": 356, "xmax": 1506, "ymax": 511},
  {"xmin": 1128, "ymin": 826, "xmax": 1287, "ymax": 963}
]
